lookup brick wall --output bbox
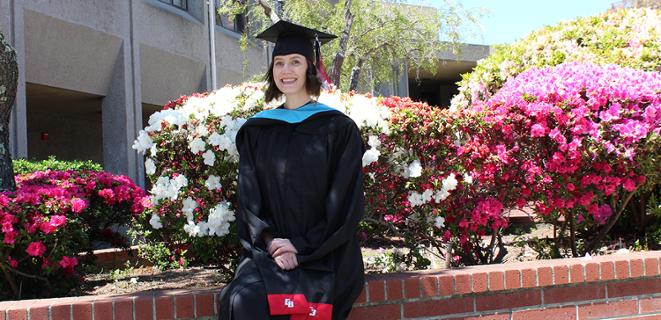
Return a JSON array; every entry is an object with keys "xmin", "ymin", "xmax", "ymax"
[{"xmin": 1, "ymin": 251, "xmax": 660, "ymax": 320}]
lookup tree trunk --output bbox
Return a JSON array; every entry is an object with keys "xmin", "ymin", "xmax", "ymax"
[
  {"xmin": 348, "ymin": 58, "xmax": 364, "ymax": 92},
  {"xmin": 329, "ymin": 0, "xmax": 353, "ymax": 86},
  {"xmin": 0, "ymin": 32, "xmax": 18, "ymax": 192}
]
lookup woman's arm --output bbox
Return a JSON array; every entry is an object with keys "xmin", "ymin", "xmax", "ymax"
[{"xmin": 235, "ymin": 127, "xmax": 272, "ymax": 252}]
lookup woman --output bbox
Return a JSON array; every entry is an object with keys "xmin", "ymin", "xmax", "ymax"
[{"xmin": 219, "ymin": 21, "xmax": 366, "ymax": 320}]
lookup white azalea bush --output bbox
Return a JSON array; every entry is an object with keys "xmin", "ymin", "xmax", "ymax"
[{"xmin": 131, "ymin": 84, "xmax": 396, "ymax": 271}]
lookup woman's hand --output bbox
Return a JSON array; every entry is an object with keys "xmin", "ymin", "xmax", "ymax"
[
  {"xmin": 268, "ymin": 238, "xmax": 298, "ymax": 258},
  {"xmin": 274, "ymin": 252, "xmax": 298, "ymax": 271}
]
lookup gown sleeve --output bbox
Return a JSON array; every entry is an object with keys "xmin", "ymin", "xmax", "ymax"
[
  {"xmin": 235, "ymin": 126, "xmax": 271, "ymax": 252},
  {"xmin": 290, "ymin": 120, "xmax": 366, "ymax": 264}
]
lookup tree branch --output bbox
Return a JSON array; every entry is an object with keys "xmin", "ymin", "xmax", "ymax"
[
  {"xmin": 257, "ymin": 0, "xmax": 280, "ymax": 23},
  {"xmin": 585, "ymin": 191, "xmax": 637, "ymax": 252}
]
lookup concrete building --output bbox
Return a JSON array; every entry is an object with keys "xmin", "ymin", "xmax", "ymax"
[
  {"xmin": 0, "ymin": 0, "xmax": 267, "ymax": 186},
  {"xmin": 407, "ymin": 43, "xmax": 491, "ymax": 107},
  {"xmin": 1, "ymin": 0, "xmax": 489, "ymax": 187}
]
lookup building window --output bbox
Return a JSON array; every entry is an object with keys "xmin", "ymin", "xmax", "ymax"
[
  {"xmin": 159, "ymin": 0, "xmax": 188, "ymax": 10},
  {"xmin": 215, "ymin": 1, "xmax": 246, "ymax": 33}
]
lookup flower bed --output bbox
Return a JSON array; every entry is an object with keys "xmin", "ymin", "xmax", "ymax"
[{"xmin": 0, "ymin": 170, "xmax": 149, "ymax": 300}]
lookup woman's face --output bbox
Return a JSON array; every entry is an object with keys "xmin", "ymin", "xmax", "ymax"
[{"xmin": 272, "ymin": 53, "xmax": 308, "ymax": 96}]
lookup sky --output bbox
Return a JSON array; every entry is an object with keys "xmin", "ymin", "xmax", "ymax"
[{"xmin": 415, "ymin": 0, "xmax": 616, "ymax": 45}]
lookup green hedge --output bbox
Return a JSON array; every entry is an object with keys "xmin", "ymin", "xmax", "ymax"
[{"xmin": 12, "ymin": 156, "xmax": 102, "ymax": 175}]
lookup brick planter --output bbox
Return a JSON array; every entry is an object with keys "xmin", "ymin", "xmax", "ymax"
[{"xmin": 2, "ymin": 251, "xmax": 660, "ymax": 320}]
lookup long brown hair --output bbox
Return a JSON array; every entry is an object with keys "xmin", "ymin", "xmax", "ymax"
[{"xmin": 264, "ymin": 57, "xmax": 322, "ymax": 103}]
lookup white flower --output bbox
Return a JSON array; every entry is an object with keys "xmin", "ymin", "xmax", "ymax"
[
  {"xmin": 206, "ymin": 201, "xmax": 236, "ymax": 237},
  {"xmin": 150, "ymin": 174, "xmax": 188, "ymax": 202},
  {"xmin": 442, "ymin": 173, "xmax": 458, "ymax": 191},
  {"xmin": 149, "ymin": 109, "xmax": 187, "ymax": 131},
  {"xmin": 150, "ymin": 176, "xmax": 177, "ymax": 202},
  {"xmin": 173, "ymin": 175, "xmax": 188, "ymax": 190},
  {"xmin": 145, "ymin": 158, "xmax": 156, "ymax": 175},
  {"xmin": 132, "ymin": 131, "xmax": 153, "ymax": 153},
  {"xmin": 434, "ymin": 216, "xmax": 445, "ymax": 229},
  {"xmin": 209, "ymin": 123, "xmax": 240, "ymax": 162},
  {"xmin": 179, "ymin": 96, "xmax": 211, "ymax": 121},
  {"xmin": 434, "ymin": 189, "xmax": 451, "ymax": 203},
  {"xmin": 209, "ymin": 87, "xmax": 240, "ymax": 116},
  {"xmin": 208, "ymin": 132, "xmax": 223, "ymax": 146},
  {"xmin": 407, "ymin": 160, "xmax": 423, "ymax": 178},
  {"xmin": 205, "ymin": 175, "xmax": 222, "ymax": 190},
  {"xmin": 149, "ymin": 144, "xmax": 158, "ymax": 157},
  {"xmin": 463, "ymin": 173, "xmax": 473, "ymax": 184},
  {"xmin": 367, "ymin": 135, "xmax": 381, "ymax": 148},
  {"xmin": 182, "ymin": 197, "xmax": 198, "ymax": 216},
  {"xmin": 362, "ymin": 148, "xmax": 380, "ymax": 167},
  {"xmin": 217, "ymin": 136, "xmax": 233, "ymax": 151},
  {"xmin": 346, "ymin": 95, "xmax": 390, "ymax": 132},
  {"xmin": 202, "ymin": 150, "xmax": 216, "ymax": 166},
  {"xmin": 189, "ymin": 138, "xmax": 206, "ymax": 154},
  {"xmin": 407, "ymin": 191, "xmax": 427, "ymax": 207},
  {"xmin": 243, "ymin": 90, "xmax": 264, "ymax": 111},
  {"xmin": 196, "ymin": 124, "xmax": 209, "ymax": 137},
  {"xmin": 183, "ymin": 221, "xmax": 202, "ymax": 237},
  {"xmin": 196, "ymin": 221, "xmax": 210, "ymax": 236},
  {"xmin": 318, "ymin": 91, "xmax": 346, "ymax": 113},
  {"xmin": 421, "ymin": 189, "xmax": 433, "ymax": 203},
  {"xmin": 149, "ymin": 214, "xmax": 163, "ymax": 229}
]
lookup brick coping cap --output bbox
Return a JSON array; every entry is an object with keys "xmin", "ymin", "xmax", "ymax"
[
  {"xmin": 370, "ymin": 250, "xmax": 661, "ymax": 280},
  {"xmin": 1, "ymin": 250, "xmax": 658, "ymax": 309}
]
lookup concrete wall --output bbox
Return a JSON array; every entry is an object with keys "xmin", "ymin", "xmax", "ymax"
[{"xmin": 0, "ymin": 0, "xmax": 268, "ymax": 186}]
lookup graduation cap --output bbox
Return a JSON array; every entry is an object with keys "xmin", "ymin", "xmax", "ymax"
[{"xmin": 256, "ymin": 20, "xmax": 337, "ymax": 86}]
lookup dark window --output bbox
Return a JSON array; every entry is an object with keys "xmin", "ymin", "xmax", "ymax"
[
  {"xmin": 215, "ymin": 2, "xmax": 246, "ymax": 33},
  {"xmin": 159, "ymin": 0, "xmax": 188, "ymax": 10}
]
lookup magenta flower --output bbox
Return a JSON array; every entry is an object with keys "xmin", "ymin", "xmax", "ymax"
[
  {"xmin": 3, "ymin": 230, "xmax": 16, "ymax": 245},
  {"xmin": 7, "ymin": 256, "xmax": 18, "ymax": 268},
  {"xmin": 70, "ymin": 198, "xmax": 88, "ymax": 213},
  {"xmin": 593, "ymin": 204, "xmax": 613, "ymax": 225},
  {"xmin": 622, "ymin": 179, "xmax": 637, "ymax": 192},
  {"xmin": 49, "ymin": 215, "xmax": 67, "ymax": 228},
  {"xmin": 530, "ymin": 123, "xmax": 547, "ymax": 137},
  {"xmin": 59, "ymin": 256, "xmax": 78, "ymax": 270},
  {"xmin": 98, "ymin": 188, "xmax": 115, "ymax": 204},
  {"xmin": 39, "ymin": 222, "xmax": 55, "ymax": 235},
  {"xmin": 26, "ymin": 241, "xmax": 47, "ymax": 257}
]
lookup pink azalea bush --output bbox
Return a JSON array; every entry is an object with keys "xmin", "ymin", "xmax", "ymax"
[
  {"xmin": 452, "ymin": 8, "xmax": 660, "ymax": 110},
  {"xmin": 459, "ymin": 62, "xmax": 659, "ymax": 256},
  {"xmin": 0, "ymin": 170, "xmax": 148, "ymax": 299},
  {"xmin": 362, "ymin": 97, "xmax": 514, "ymax": 266}
]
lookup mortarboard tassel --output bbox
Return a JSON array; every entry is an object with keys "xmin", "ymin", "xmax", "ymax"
[{"xmin": 315, "ymin": 34, "xmax": 333, "ymax": 89}]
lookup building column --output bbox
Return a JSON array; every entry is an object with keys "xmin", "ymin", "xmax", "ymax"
[
  {"xmin": 101, "ymin": 0, "xmax": 144, "ymax": 187},
  {"xmin": 8, "ymin": 0, "xmax": 27, "ymax": 160}
]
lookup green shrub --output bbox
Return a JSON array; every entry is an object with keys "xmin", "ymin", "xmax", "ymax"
[{"xmin": 12, "ymin": 156, "xmax": 102, "ymax": 175}]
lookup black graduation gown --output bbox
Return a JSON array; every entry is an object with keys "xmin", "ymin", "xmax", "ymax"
[{"xmin": 219, "ymin": 102, "xmax": 365, "ymax": 320}]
